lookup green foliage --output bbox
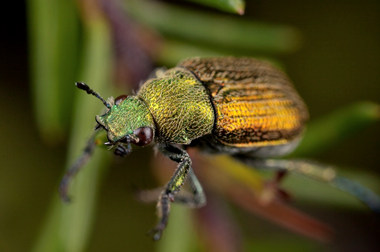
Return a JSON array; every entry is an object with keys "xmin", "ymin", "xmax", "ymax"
[
  {"xmin": 126, "ymin": 0, "xmax": 301, "ymax": 56},
  {"xmin": 185, "ymin": 0, "xmax": 245, "ymax": 14},
  {"xmin": 26, "ymin": 0, "xmax": 379, "ymax": 251},
  {"xmin": 27, "ymin": 0, "xmax": 80, "ymax": 144},
  {"xmin": 29, "ymin": 1, "xmax": 113, "ymax": 251},
  {"xmin": 290, "ymin": 102, "xmax": 380, "ymax": 157}
]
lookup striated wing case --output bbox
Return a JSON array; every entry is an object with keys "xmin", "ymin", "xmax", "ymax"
[{"xmin": 179, "ymin": 57, "xmax": 309, "ymax": 147}]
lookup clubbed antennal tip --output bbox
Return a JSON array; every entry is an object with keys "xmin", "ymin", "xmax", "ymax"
[
  {"xmin": 75, "ymin": 82, "xmax": 91, "ymax": 91},
  {"xmin": 75, "ymin": 82, "xmax": 111, "ymax": 109}
]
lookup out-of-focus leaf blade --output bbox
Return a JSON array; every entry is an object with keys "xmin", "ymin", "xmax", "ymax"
[
  {"xmin": 156, "ymin": 40, "xmax": 224, "ymax": 67},
  {"xmin": 246, "ymin": 237, "xmax": 323, "ymax": 252},
  {"xmin": 157, "ymin": 205, "xmax": 197, "ymax": 252},
  {"xmin": 226, "ymin": 183, "xmax": 333, "ymax": 242},
  {"xmin": 32, "ymin": 3, "xmax": 113, "ymax": 252},
  {"xmin": 99, "ymin": 0, "xmax": 157, "ymax": 90},
  {"xmin": 194, "ymin": 192, "xmax": 243, "ymax": 252},
  {"xmin": 27, "ymin": 0, "xmax": 80, "ymax": 144},
  {"xmin": 156, "ymin": 40, "xmax": 284, "ymax": 72},
  {"xmin": 125, "ymin": 0, "xmax": 302, "ymax": 55},
  {"xmin": 290, "ymin": 101, "xmax": 380, "ymax": 157},
  {"xmin": 185, "ymin": 0, "xmax": 245, "ymax": 14},
  {"xmin": 188, "ymin": 150, "xmax": 333, "ymax": 242}
]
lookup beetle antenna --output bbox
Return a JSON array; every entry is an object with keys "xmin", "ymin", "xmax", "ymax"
[{"xmin": 75, "ymin": 82, "xmax": 111, "ymax": 109}]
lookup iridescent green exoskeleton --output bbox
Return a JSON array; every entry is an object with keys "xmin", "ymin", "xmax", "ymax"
[{"xmin": 60, "ymin": 57, "xmax": 380, "ymax": 241}]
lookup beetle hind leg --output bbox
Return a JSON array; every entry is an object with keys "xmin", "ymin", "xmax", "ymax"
[
  {"xmin": 260, "ymin": 169, "xmax": 293, "ymax": 203},
  {"xmin": 234, "ymin": 156, "xmax": 380, "ymax": 212}
]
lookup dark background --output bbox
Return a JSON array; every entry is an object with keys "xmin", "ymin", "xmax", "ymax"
[{"xmin": 0, "ymin": 0, "xmax": 379, "ymax": 251}]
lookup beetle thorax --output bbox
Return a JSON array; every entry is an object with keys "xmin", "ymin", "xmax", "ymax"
[{"xmin": 138, "ymin": 68, "xmax": 215, "ymax": 144}]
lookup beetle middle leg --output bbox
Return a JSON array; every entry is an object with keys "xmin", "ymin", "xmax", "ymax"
[
  {"xmin": 137, "ymin": 167, "xmax": 206, "ymax": 208},
  {"xmin": 173, "ymin": 167, "xmax": 206, "ymax": 207},
  {"xmin": 148, "ymin": 143, "xmax": 203, "ymax": 240}
]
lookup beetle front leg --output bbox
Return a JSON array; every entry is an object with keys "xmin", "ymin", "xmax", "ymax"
[
  {"xmin": 59, "ymin": 130, "xmax": 99, "ymax": 202},
  {"xmin": 149, "ymin": 143, "xmax": 192, "ymax": 240}
]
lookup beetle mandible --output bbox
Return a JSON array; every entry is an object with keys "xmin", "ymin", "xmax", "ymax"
[{"xmin": 60, "ymin": 57, "xmax": 380, "ymax": 240}]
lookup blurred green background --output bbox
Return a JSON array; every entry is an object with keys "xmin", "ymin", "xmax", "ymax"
[{"xmin": 1, "ymin": 0, "xmax": 380, "ymax": 252}]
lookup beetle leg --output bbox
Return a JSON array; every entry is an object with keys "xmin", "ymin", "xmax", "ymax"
[
  {"xmin": 59, "ymin": 129, "xmax": 100, "ymax": 203},
  {"xmin": 259, "ymin": 170, "xmax": 293, "ymax": 203},
  {"xmin": 232, "ymin": 155, "xmax": 291, "ymax": 202},
  {"xmin": 234, "ymin": 157, "xmax": 380, "ymax": 212},
  {"xmin": 137, "ymin": 167, "xmax": 206, "ymax": 208},
  {"xmin": 177, "ymin": 146, "xmax": 206, "ymax": 207},
  {"xmin": 114, "ymin": 143, "xmax": 131, "ymax": 157},
  {"xmin": 173, "ymin": 167, "xmax": 206, "ymax": 208},
  {"xmin": 233, "ymin": 157, "xmax": 336, "ymax": 182},
  {"xmin": 148, "ymin": 143, "xmax": 192, "ymax": 240}
]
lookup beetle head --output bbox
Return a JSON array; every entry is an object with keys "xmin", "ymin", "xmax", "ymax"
[
  {"xmin": 75, "ymin": 82, "xmax": 155, "ymax": 156},
  {"xmin": 96, "ymin": 95, "xmax": 155, "ymax": 149}
]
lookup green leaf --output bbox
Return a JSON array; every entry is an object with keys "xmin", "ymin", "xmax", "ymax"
[
  {"xmin": 156, "ymin": 40, "xmax": 284, "ymax": 70},
  {"xmin": 290, "ymin": 101, "xmax": 380, "ymax": 157},
  {"xmin": 184, "ymin": 0, "xmax": 245, "ymax": 14},
  {"xmin": 125, "ymin": 0, "xmax": 302, "ymax": 55},
  {"xmin": 246, "ymin": 236, "xmax": 324, "ymax": 252},
  {"xmin": 31, "ymin": 8, "xmax": 113, "ymax": 252},
  {"xmin": 156, "ymin": 40, "xmax": 224, "ymax": 67},
  {"xmin": 157, "ymin": 205, "xmax": 198, "ymax": 252},
  {"xmin": 27, "ymin": 0, "xmax": 80, "ymax": 144}
]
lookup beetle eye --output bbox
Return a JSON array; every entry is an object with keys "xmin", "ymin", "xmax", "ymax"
[
  {"xmin": 132, "ymin": 127, "xmax": 153, "ymax": 146},
  {"xmin": 115, "ymin": 94, "xmax": 129, "ymax": 105}
]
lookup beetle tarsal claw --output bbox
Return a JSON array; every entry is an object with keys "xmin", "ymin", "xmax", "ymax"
[
  {"xmin": 104, "ymin": 141, "xmax": 113, "ymax": 146},
  {"xmin": 59, "ymin": 177, "xmax": 71, "ymax": 203},
  {"xmin": 113, "ymin": 144, "xmax": 131, "ymax": 157},
  {"xmin": 147, "ymin": 224, "xmax": 165, "ymax": 241},
  {"xmin": 168, "ymin": 193, "xmax": 175, "ymax": 202}
]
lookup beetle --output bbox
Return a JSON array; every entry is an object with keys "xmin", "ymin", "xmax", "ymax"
[{"xmin": 60, "ymin": 57, "xmax": 380, "ymax": 240}]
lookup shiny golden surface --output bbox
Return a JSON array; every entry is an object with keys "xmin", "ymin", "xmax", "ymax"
[
  {"xmin": 179, "ymin": 57, "xmax": 309, "ymax": 147},
  {"xmin": 138, "ymin": 68, "xmax": 215, "ymax": 144}
]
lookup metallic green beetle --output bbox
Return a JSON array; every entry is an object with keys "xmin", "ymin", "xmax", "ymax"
[{"xmin": 60, "ymin": 57, "xmax": 380, "ymax": 240}]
